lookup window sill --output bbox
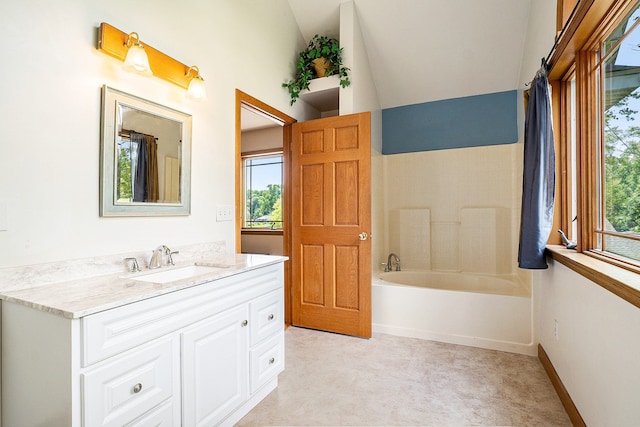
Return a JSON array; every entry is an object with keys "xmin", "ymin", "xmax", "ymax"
[
  {"xmin": 546, "ymin": 245, "xmax": 640, "ymax": 309},
  {"xmin": 241, "ymin": 229, "xmax": 283, "ymax": 236}
]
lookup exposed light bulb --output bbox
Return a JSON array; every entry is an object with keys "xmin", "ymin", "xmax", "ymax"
[
  {"xmin": 123, "ymin": 33, "xmax": 152, "ymax": 76},
  {"xmin": 186, "ymin": 66, "xmax": 206, "ymax": 100},
  {"xmin": 187, "ymin": 75, "xmax": 207, "ymax": 100}
]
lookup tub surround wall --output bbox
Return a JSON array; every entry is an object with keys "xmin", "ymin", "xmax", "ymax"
[
  {"xmin": 460, "ymin": 207, "xmax": 511, "ymax": 275},
  {"xmin": 389, "ymin": 209, "xmax": 431, "ymax": 270},
  {"xmin": 389, "ymin": 207, "xmax": 512, "ymax": 274},
  {"xmin": 383, "ymin": 144, "xmax": 521, "ymax": 277},
  {"xmin": 377, "ymin": 142, "xmax": 528, "ymax": 354}
]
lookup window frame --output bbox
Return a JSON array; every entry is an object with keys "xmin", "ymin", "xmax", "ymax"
[
  {"xmin": 553, "ymin": 0, "xmax": 640, "ymax": 273},
  {"xmin": 240, "ymin": 149, "xmax": 284, "ymax": 232}
]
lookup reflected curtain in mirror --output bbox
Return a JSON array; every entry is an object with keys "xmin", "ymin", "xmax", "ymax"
[{"xmin": 126, "ymin": 131, "xmax": 159, "ymax": 203}]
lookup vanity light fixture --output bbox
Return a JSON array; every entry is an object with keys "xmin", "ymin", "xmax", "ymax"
[
  {"xmin": 122, "ymin": 32, "xmax": 152, "ymax": 76},
  {"xmin": 98, "ymin": 23, "xmax": 207, "ymax": 99},
  {"xmin": 186, "ymin": 66, "xmax": 207, "ymax": 100}
]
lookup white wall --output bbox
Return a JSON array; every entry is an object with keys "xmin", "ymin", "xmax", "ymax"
[
  {"xmin": 339, "ymin": 1, "xmax": 385, "ymax": 271},
  {"xmin": 538, "ymin": 260, "xmax": 640, "ymax": 425},
  {"xmin": 241, "ymin": 127, "xmax": 283, "ymax": 152},
  {"xmin": 0, "ymin": 0, "xmax": 314, "ymax": 268}
]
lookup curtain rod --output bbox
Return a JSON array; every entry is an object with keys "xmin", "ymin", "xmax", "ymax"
[
  {"xmin": 543, "ymin": 0, "xmax": 584, "ymax": 67},
  {"xmin": 119, "ymin": 128, "xmax": 158, "ymax": 141}
]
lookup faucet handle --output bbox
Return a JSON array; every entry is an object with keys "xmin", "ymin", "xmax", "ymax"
[
  {"xmin": 124, "ymin": 257, "xmax": 141, "ymax": 272},
  {"xmin": 168, "ymin": 250, "xmax": 179, "ymax": 265}
]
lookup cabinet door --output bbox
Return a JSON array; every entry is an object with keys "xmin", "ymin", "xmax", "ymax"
[{"xmin": 182, "ymin": 305, "xmax": 249, "ymax": 427}]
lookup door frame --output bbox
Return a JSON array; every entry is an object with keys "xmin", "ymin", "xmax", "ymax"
[{"xmin": 235, "ymin": 89, "xmax": 296, "ymax": 325}]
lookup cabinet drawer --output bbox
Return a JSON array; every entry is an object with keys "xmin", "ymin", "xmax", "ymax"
[
  {"xmin": 125, "ymin": 400, "xmax": 176, "ymax": 427},
  {"xmin": 250, "ymin": 332, "xmax": 285, "ymax": 394},
  {"xmin": 250, "ymin": 290, "xmax": 283, "ymax": 345},
  {"xmin": 82, "ymin": 263, "xmax": 282, "ymax": 366},
  {"xmin": 82, "ymin": 336, "xmax": 179, "ymax": 427}
]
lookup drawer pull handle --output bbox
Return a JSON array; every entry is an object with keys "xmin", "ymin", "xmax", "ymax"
[
  {"xmin": 242, "ymin": 320, "xmax": 248, "ymax": 327},
  {"xmin": 269, "ymin": 357, "xmax": 275, "ymax": 364},
  {"xmin": 268, "ymin": 314, "xmax": 274, "ymax": 320},
  {"xmin": 133, "ymin": 383, "xmax": 143, "ymax": 394}
]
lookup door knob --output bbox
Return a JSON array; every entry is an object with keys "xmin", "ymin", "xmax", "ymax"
[{"xmin": 358, "ymin": 232, "xmax": 368, "ymax": 241}]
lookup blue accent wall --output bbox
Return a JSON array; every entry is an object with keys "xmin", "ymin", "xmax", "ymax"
[{"xmin": 382, "ymin": 90, "xmax": 518, "ymax": 154}]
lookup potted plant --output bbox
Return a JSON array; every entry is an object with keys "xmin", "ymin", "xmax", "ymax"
[{"xmin": 283, "ymin": 34, "xmax": 351, "ymax": 105}]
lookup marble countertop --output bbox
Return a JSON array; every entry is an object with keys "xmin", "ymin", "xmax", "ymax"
[{"xmin": 0, "ymin": 253, "xmax": 287, "ymax": 319}]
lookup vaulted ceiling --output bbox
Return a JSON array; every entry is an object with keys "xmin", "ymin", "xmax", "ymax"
[{"xmin": 287, "ymin": 0, "xmax": 533, "ymax": 109}]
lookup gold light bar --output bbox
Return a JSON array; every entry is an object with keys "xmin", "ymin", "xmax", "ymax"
[{"xmin": 98, "ymin": 22, "xmax": 193, "ymax": 90}]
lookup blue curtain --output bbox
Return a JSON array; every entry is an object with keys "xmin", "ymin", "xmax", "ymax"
[
  {"xmin": 518, "ymin": 64, "xmax": 555, "ymax": 269},
  {"xmin": 132, "ymin": 131, "xmax": 148, "ymax": 202}
]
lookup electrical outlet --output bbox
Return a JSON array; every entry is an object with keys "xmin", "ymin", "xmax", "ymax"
[
  {"xmin": 216, "ymin": 205, "xmax": 233, "ymax": 221},
  {"xmin": 554, "ymin": 319, "xmax": 559, "ymax": 341}
]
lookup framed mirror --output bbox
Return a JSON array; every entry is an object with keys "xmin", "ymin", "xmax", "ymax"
[{"xmin": 100, "ymin": 86, "xmax": 192, "ymax": 216}]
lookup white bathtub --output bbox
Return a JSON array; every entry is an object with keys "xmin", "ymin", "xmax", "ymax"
[{"xmin": 372, "ymin": 270, "xmax": 535, "ymax": 355}]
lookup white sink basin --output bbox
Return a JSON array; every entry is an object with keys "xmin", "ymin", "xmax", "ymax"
[{"xmin": 129, "ymin": 265, "xmax": 222, "ymax": 284}]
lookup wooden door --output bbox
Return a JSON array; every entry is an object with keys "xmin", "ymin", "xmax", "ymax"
[{"xmin": 291, "ymin": 112, "xmax": 371, "ymax": 338}]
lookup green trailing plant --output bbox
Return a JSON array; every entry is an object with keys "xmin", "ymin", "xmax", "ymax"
[{"xmin": 282, "ymin": 34, "xmax": 351, "ymax": 105}]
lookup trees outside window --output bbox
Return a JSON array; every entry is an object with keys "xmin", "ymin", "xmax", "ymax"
[{"xmin": 243, "ymin": 153, "xmax": 283, "ymax": 230}]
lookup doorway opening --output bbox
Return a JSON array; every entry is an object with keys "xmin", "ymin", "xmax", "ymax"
[{"xmin": 235, "ymin": 90, "xmax": 295, "ymax": 324}]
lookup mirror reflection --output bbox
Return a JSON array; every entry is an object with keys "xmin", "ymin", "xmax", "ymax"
[
  {"xmin": 117, "ymin": 105, "xmax": 182, "ymax": 204},
  {"xmin": 100, "ymin": 86, "xmax": 192, "ymax": 216}
]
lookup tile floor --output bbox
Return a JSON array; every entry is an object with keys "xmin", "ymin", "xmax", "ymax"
[{"xmin": 238, "ymin": 327, "xmax": 571, "ymax": 426}]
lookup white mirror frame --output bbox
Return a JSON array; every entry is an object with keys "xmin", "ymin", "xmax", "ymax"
[{"xmin": 100, "ymin": 86, "xmax": 192, "ymax": 216}]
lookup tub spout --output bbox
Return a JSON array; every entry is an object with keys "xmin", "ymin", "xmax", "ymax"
[{"xmin": 386, "ymin": 253, "xmax": 401, "ymax": 272}]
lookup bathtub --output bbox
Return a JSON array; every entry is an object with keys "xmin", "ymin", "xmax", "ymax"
[{"xmin": 372, "ymin": 270, "xmax": 535, "ymax": 355}]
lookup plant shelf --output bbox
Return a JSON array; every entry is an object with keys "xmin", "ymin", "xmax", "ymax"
[{"xmin": 299, "ymin": 75, "xmax": 340, "ymax": 112}]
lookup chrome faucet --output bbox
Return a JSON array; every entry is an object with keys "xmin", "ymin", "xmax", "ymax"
[
  {"xmin": 149, "ymin": 245, "xmax": 172, "ymax": 269},
  {"xmin": 386, "ymin": 253, "xmax": 401, "ymax": 272}
]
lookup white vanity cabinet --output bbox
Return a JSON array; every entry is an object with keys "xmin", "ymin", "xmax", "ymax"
[{"xmin": 1, "ymin": 261, "xmax": 285, "ymax": 427}]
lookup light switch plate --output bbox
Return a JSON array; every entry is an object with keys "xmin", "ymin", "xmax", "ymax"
[{"xmin": 216, "ymin": 205, "xmax": 233, "ymax": 221}]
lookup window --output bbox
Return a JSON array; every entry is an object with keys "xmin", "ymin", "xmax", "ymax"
[
  {"xmin": 556, "ymin": 0, "xmax": 640, "ymax": 269},
  {"xmin": 242, "ymin": 152, "xmax": 283, "ymax": 230},
  {"xmin": 598, "ymin": 4, "xmax": 640, "ymax": 261}
]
